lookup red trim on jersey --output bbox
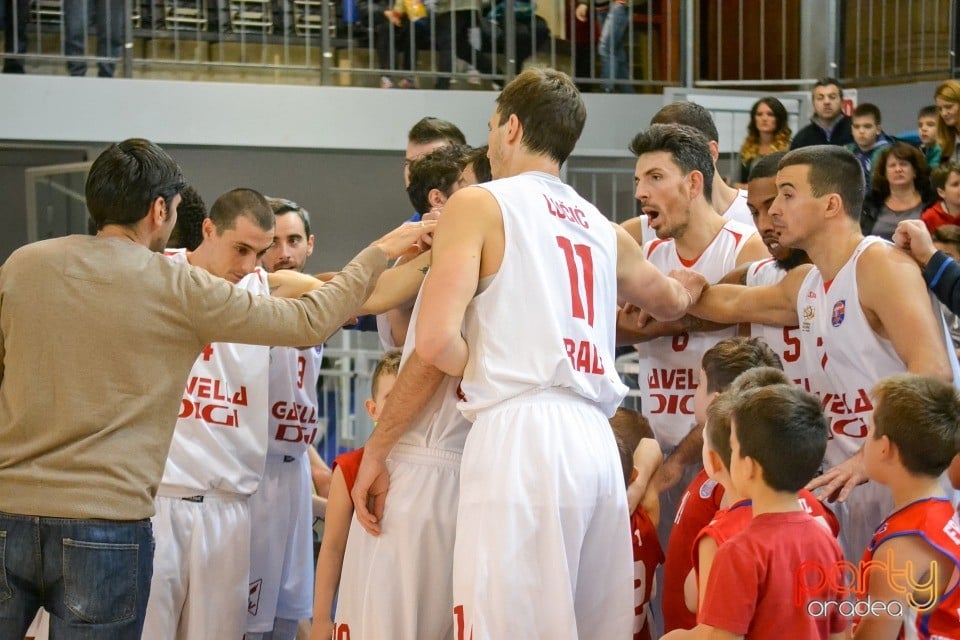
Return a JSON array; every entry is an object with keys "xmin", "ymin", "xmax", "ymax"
[
  {"xmin": 750, "ymin": 257, "xmax": 776, "ymax": 277},
  {"xmin": 675, "ymin": 225, "xmax": 745, "ymax": 268},
  {"xmin": 823, "ymin": 278, "xmax": 834, "ymax": 293},
  {"xmin": 646, "ymin": 238, "xmax": 669, "ymax": 259}
]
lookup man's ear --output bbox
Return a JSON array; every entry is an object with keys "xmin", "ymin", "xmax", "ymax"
[{"xmin": 427, "ymin": 188, "xmax": 446, "ymax": 210}]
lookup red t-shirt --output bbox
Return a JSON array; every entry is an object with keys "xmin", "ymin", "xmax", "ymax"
[
  {"xmin": 630, "ymin": 507, "xmax": 664, "ymax": 640},
  {"xmin": 332, "ymin": 448, "xmax": 364, "ymax": 507},
  {"xmin": 662, "ymin": 469, "xmax": 725, "ymax": 632},
  {"xmin": 699, "ymin": 511, "xmax": 848, "ymax": 639},
  {"xmin": 922, "ymin": 200, "xmax": 960, "ymax": 233},
  {"xmin": 857, "ymin": 498, "xmax": 960, "ymax": 639}
]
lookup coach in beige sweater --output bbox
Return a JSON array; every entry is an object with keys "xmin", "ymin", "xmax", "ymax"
[{"xmin": 0, "ymin": 138, "xmax": 432, "ymax": 638}]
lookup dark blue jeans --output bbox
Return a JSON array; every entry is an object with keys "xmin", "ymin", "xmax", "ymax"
[
  {"xmin": 0, "ymin": 511, "xmax": 154, "ymax": 639},
  {"xmin": 63, "ymin": 0, "xmax": 125, "ymax": 77}
]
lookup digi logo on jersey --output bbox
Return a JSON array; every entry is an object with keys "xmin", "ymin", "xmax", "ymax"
[
  {"xmin": 272, "ymin": 401, "xmax": 320, "ymax": 444},
  {"xmin": 647, "ymin": 368, "xmax": 697, "ymax": 415},
  {"xmin": 831, "ymin": 300, "xmax": 846, "ymax": 327},
  {"xmin": 179, "ymin": 376, "xmax": 249, "ymax": 428}
]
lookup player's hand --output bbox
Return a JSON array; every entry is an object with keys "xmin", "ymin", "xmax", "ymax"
[
  {"xmin": 415, "ymin": 209, "xmax": 441, "ymax": 251},
  {"xmin": 805, "ymin": 452, "xmax": 868, "ymax": 503},
  {"xmin": 574, "ymin": 3, "xmax": 588, "ymax": 21},
  {"xmin": 309, "ymin": 618, "xmax": 334, "ymax": 640},
  {"xmin": 654, "ymin": 456, "xmax": 684, "ymax": 493},
  {"xmin": 371, "ymin": 220, "xmax": 439, "ymax": 260},
  {"xmin": 351, "ymin": 452, "xmax": 390, "ymax": 536},
  {"xmin": 893, "ymin": 219, "xmax": 937, "ymax": 269},
  {"xmin": 668, "ymin": 268, "xmax": 709, "ymax": 304}
]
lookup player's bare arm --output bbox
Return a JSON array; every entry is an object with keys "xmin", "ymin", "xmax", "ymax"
[
  {"xmin": 311, "ymin": 467, "xmax": 355, "ymax": 640},
  {"xmin": 683, "ymin": 263, "xmax": 811, "ymax": 327},
  {"xmin": 352, "ymin": 352, "xmax": 446, "ymax": 536},
  {"xmin": 614, "ymin": 223, "xmax": 702, "ymax": 321},
  {"xmin": 417, "ymin": 187, "xmax": 502, "ymax": 377},
  {"xmin": 662, "ymin": 624, "xmax": 742, "ymax": 640}
]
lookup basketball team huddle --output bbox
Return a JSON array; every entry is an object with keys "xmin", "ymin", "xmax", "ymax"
[{"xmin": 1, "ymin": 67, "xmax": 959, "ymax": 640}]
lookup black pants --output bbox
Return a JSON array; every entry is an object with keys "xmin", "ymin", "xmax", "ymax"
[{"xmin": 2, "ymin": 0, "xmax": 29, "ymax": 73}]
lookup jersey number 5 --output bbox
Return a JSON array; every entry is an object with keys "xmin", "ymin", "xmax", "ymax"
[{"xmin": 556, "ymin": 236, "xmax": 595, "ymax": 327}]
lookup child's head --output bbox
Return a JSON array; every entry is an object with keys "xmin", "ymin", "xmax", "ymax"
[
  {"xmin": 702, "ymin": 367, "xmax": 792, "ymax": 481},
  {"xmin": 364, "ymin": 350, "xmax": 402, "ymax": 423},
  {"xmin": 865, "ymin": 374, "xmax": 960, "ymax": 483},
  {"xmin": 933, "ymin": 225, "xmax": 960, "ymax": 262},
  {"xmin": 610, "ymin": 407, "xmax": 655, "ymax": 487},
  {"xmin": 918, "ymin": 105, "xmax": 939, "ymax": 146},
  {"xmin": 933, "ymin": 162, "xmax": 960, "ymax": 213},
  {"xmin": 729, "ymin": 385, "xmax": 828, "ymax": 495},
  {"xmin": 694, "ymin": 336, "xmax": 783, "ymax": 427},
  {"xmin": 851, "ymin": 103, "xmax": 882, "ymax": 150}
]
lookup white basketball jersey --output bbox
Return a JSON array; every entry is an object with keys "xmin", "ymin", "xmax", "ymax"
[
  {"xmin": 637, "ymin": 220, "xmax": 757, "ymax": 449},
  {"xmin": 745, "ymin": 258, "xmax": 814, "ymax": 392},
  {"xmin": 797, "ymin": 236, "xmax": 960, "ymax": 467},
  {"xmin": 637, "ymin": 189, "xmax": 754, "ymax": 245},
  {"xmin": 399, "ymin": 286, "xmax": 470, "ymax": 451},
  {"xmin": 160, "ymin": 250, "xmax": 271, "ymax": 495},
  {"xmin": 266, "ymin": 344, "xmax": 324, "ymax": 456},
  {"xmin": 458, "ymin": 172, "xmax": 627, "ymax": 420}
]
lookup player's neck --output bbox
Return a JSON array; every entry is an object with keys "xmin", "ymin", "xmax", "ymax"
[
  {"xmin": 504, "ymin": 152, "xmax": 561, "ymax": 179},
  {"xmin": 806, "ymin": 227, "xmax": 863, "ymax": 282},
  {"xmin": 186, "ymin": 244, "xmax": 209, "ymax": 273},
  {"xmin": 710, "ymin": 175, "xmax": 739, "ymax": 216},
  {"xmin": 745, "ymin": 483, "xmax": 802, "ymax": 516},
  {"xmin": 888, "ymin": 473, "xmax": 946, "ymax": 511},
  {"xmin": 717, "ymin": 479, "xmax": 743, "ymax": 509},
  {"xmin": 675, "ymin": 202, "xmax": 725, "ymax": 258}
]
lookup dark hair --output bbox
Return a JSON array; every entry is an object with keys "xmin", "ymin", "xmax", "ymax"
[
  {"xmin": 779, "ymin": 146, "xmax": 865, "ymax": 220},
  {"xmin": 630, "ymin": 124, "xmax": 715, "ymax": 202},
  {"xmin": 466, "ymin": 145, "xmax": 493, "ymax": 183},
  {"xmin": 740, "ymin": 98, "xmax": 792, "ymax": 165},
  {"xmin": 371, "ymin": 350, "xmax": 402, "ymax": 398},
  {"xmin": 872, "ymin": 374, "xmax": 960, "ymax": 477},
  {"xmin": 934, "ymin": 224, "xmax": 960, "ymax": 247},
  {"xmin": 496, "ymin": 68, "xmax": 586, "ymax": 166},
  {"xmin": 166, "ymin": 185, "xmax": 207, "ymax": 251},
  {"xmin": 406, "ymin": 145, "xmax": 468, "ymax": 214},
  {"xmin": 610, "ymin": 408, "xmax": 655, "ymax": 487},
  {"xmin": 918, "ymin": 105, "xmax": 938, "ymax": 119},
  {"xmin": 747, "ymin": 151, "xmax": 788, "ymax": 182},
  {"xmin": 85, "ymin": 138, "xmax": 185, "ymax": 230},
  {"xmin": 732, "ymin": 385, "xmax": 828, "ymax": 492},
  {"xmin": 931, "ymin": 162, "xmax": 960, "ymax": 193},
  {"xmin": 208, "ymin": 188, "xmax": 274, "ymax": 233},
  {"xmin": 701, "ymin": 336, "xmax": 783, "ymax": 394},
  {"xmin": 814, "ymin": 77, "xmax": 844, "ymax": 97},
  {"xmin": 651, "ymin": 101, "xmax": 719, "ymax": 143},
  {"xmin": 852, "ymin": 103, "xmax": 882, "ymax": 124},
  {"xmin": 407, "ymin": 117, "xmax": 466, "ymax": 146},
  {"xmin": 266, "ymin": 197, "xmax": 312, "ymax": 237},
  {"xmin": 869, "ymin": 142, "xmax": 931, "ymax": 201}
]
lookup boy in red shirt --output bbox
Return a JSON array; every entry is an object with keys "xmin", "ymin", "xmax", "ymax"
[
  {"xmin": 661, "ymin": 337, "xmax": 782, "ymax": 632},
  {"xmin": 921, "ymin": 162, "xmax": 960, "ymax": 232},
  {"xmin": 854, "ymin": 373, "xmax": 960, "ymax": 639},
  {"xmin": 666, "ymin": 384, "xmax": 849, "ymax": 639}
]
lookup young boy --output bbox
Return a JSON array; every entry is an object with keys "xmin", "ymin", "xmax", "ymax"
[
  {"xmin": 853, "ymin": 373, "xmax": 960, "ymax": 639},
  {"xmin": 685, "ymin": 370, "xmax": 840, "ymax": 614},
  {"xmin": 661, "ymin": 337, "xmax": 783, "ymax": 633},
  {"xmin": 666, "ymin": 384, "xmax": 849, "ymax": 639},
  {"xmin": 611, "ymin": 408, "xmax": 664, "ymax": 640},
  {"xmin": 922, "ymin": 162, "xmax": 960, "ymax": 232},
  {"xmin": 918, "ymin": 104, "xmax": 942, "ymax": 169},
  {"xmin": 310, "ymin": 351, "xmax": 400, "ymax": 640},
  {"xmin": 846, "ymin": 103, "xmax": 894, "ymax": 186}
]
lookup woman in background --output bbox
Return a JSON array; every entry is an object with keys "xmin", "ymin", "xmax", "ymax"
[{"xmin": 738, "ymin": 97, "xmax": 792, "ymax": 185}]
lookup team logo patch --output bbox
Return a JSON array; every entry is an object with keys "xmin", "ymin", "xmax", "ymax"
[
  {"xmin": 801, "ymin": 305, "xmax": 815, "ymax": 332},
  {"xmin": 700, "ymin": 479, "xmax": 718, "ymax": 499},
  {"xmin": 248, "ymin": 579, "xmax": 262, "ymax": 615},
  {"xmin": 831, "ymin": 300, "xmax": 846, "ymax": 327}
]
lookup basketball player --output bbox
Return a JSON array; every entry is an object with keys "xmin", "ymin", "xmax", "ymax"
[
  {"xmin": 245, "ymin": 198, "xmax": 326, "ymax": 640},
  {"xmin": 674, "ymin": 145, "xmax": 957, "ymax": 560},
  {"xmin": 351, "ymin": 68, "xmax": 704, "ymax": 640}
]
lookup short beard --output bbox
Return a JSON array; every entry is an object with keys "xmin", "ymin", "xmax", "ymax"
[{"xmin": 775, "ymin": 249, "xmax": 810, "ymax": 271}]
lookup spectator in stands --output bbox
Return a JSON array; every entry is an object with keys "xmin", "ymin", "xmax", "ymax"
[
  {"xmin": 165, "ymin": 186, "xmax": 207, "ymax": 251},
  {"xmin": 845, "ymin": 103, "xmax": 895, "ymax": 186},
  {"xmin": 922, "ymin": 162, "xmax": 960, "ymax": 232},
  {"xmin": 428, "ymin": 0, "xmax": 481, "ymax": 90},
  {"xmin": 377, "ymin": 0, "xmax": 429, "ymax": 89},
  {"xmin": 738, "ymin": 96, "xmax": 791, "ymax": 185},
  {"xmin": 475, "ymin": 1, "xmax": 550, "ymax": 86},
  {"xmin": 935, "ymin": 79, "xmax": 960, "ymax": 164},
  {"xmin": 575, "ymin": 0, "xmax": 631, "ymax": 93},
  {"xmin": 64, "ymin": 0, "xmax": 125, "ymax": 77},
  {"xmin": 2, "ymin": 0, "xmax": 28, "ymax": 73},
  {"xmin": 790, "ymin": 77, "xmax": 853, "ymax": 149},
  {"xmin": 861, "ymin": 141, "xmax": 935, "ymax": 240},
  {"xmin": 918, "ymin": 104, "xmax": 942, "ymax": 168}
]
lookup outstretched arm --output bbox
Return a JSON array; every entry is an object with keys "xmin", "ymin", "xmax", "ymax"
[{"xmin": 681, "ymin": 264, "xmax": 809, "ymax": 327}]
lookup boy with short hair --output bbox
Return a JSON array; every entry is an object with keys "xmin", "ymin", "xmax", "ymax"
[
  {"xmin": 918, "ymin": 105, "xmax": 942, "ymax": 168},
  {"xmin": 922, "ymin": 162, "xmax": 960, "ymax": 232},
  {"xmin": 661, "ymin": 337, "xmax": 783, "ymax": 633},
  {"xmin": 846, "ymin": 103, "xmax": 894, "ymax": 185},
  {"xmin": 310, "ymin": 351, "xmax": 400, "ymax": 640},
  {"xmin": 665, "ymin": 384, "xmax": 849, "ymax": 639},
  {"xmin": 853, "ymin": 373, "xmax": 960, "ymax": 639}
]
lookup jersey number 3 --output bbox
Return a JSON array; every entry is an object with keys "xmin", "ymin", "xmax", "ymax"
[{"xmin": 557, "ymin": 236, "xmax": 595, "ymax": 327}]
